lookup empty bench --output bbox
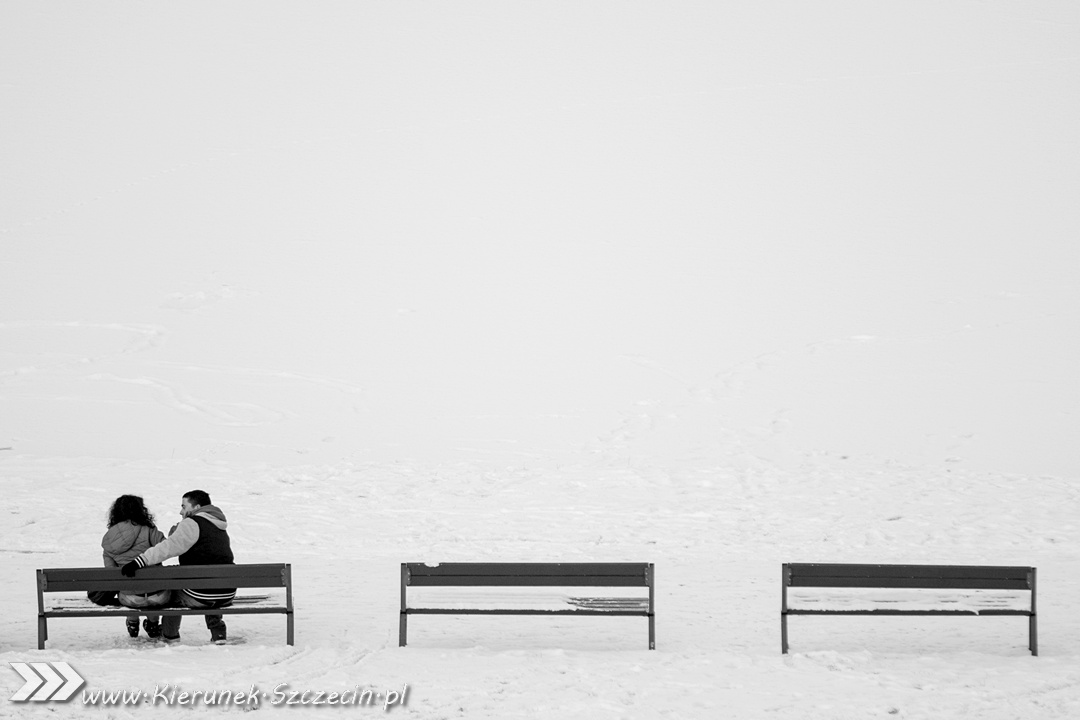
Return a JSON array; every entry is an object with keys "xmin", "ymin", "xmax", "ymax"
[
  {"xmin": 36, "ymin": 563, "xmax": 294, "ymax": 649},
  {"xmin": 400, "ymin": 562, "xmax": 655, "ymax": 649},
  {"xmin": 781, "ymin": 563, "xmax": 1037, "ymax": 655}
]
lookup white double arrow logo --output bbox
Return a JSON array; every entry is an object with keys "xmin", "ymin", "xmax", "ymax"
[{"xmin": 9, "ymin": 662, "xmax": 84, "ymax": 702}]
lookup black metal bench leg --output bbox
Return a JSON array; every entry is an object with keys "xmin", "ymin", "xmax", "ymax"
[
  {"xmin": 38, "ymin": 616, "xmax": 47, "ymax": 650},
  {"xmin": 287, "ymin": 612, "xmax": 294, "ymax": 646},
  {"xmin": 1030, "ymin": 615, "xmax": 1038, "ymax": 656},
  {"xmin": 648, "ymin": 614, "xmax": 655, "ymax": 650},
  {"xmin": 399, "ymin": 612, "xmax": 407, "ymax": 647},
  {"xmin": 781, "ymin": 614, "xmax": 788, "ymax": 654}
]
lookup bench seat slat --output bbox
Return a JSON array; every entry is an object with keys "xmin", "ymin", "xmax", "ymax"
[
  {"xmin": 787, "ymin": 564, "xmax": 1032, "ymax": 581},
  {"xmin": 45, "ymin": 607, "xmax": 293, "ymax": 618},
  {"xmin": 42, "ymin": 564, "xmax": 285, "ymax": 582},
  {"xmin": 785, "ymin": 609, "xmax": 1033, "ymax": 616},
  {"xmin": 44, "ymin": 594, "xmax": 280, "ymax": 610},
  {"xmin": 789, "ymin": 577, "xmax": 1032, "ymax": 590},
  {"xmin": 40, "ymin": 564, "xmax": 289, "ymax": 592},
  {"xmin": 406, "ymin": 608, "xmax": 652, "ymax": 616},
  {"xmin": 407, "ymin": 562, "xmax": 648, "ymax": 573},
  {"xmin": 406, "ymin": 589, "xmax": 650, "ymax": 612},
  {"xmin": 42, "ymin": 565, "xmax": 287, "ymax": 587},
  {"xmin": 407, "ymin": 563, "xmax": 648, "ymax": 577},
  {"xmin": 44, "ymin": 577, "xmax": 285, "ymax": 592},
  {"xmin": 786, "ymin": 587, "xmax": 1031, "ymax": 612},
  {"xmin": 408, "ymin": 575, "xmax": 648, "ymax": 587}
]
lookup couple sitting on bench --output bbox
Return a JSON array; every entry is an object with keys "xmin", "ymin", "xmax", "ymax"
[{"xmin": 98, "ymin": 490, "xmax": 235, "ymax": 644}]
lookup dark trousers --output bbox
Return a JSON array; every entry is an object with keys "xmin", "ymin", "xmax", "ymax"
[{"xmin": 162, "ymin": 591, "xmax": 231, "ymax": 638}]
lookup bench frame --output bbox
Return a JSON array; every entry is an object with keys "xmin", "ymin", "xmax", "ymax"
[
  {"xmin": 781, "ymin": 562, "xmax": 1037, "ymax": 655},
  {"xmin": 36, "ymin": 563, "xmax": 294, "ymax": 649},
  {"xmin": 399, "ymin": 562, "xmax": 655, "ymax": 649}
]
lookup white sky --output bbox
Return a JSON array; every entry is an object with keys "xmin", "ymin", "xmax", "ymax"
[{"xmin": 1, "ymin": 2, "xmax": 1078, "ymax": 474}]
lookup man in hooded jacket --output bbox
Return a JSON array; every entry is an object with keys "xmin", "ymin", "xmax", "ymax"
[{"xmin": 122, "ymin": 490, "xmax": 235, "ymax": 644}]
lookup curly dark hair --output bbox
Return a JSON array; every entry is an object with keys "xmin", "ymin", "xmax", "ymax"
[{"xmin": 107, "ymin": 495, "xmax": 157, "ymax": 529}]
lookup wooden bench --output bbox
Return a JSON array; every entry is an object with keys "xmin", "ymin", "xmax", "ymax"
[
  {"xmin": 36, "ymin": 563, "xmax": 294, "ymax": 649},
  {"xmin": 781, "ymin": 563, "xmax": 1037, "ymax": 655},
  {"xmin": 399, "ymin": 562, "xmax": 655, "ymax": 649}
]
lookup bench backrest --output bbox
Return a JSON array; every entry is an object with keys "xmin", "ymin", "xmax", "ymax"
[
  {"xmin": 403, "ymin": 562, "xmax": 653, "ymax": 587},
  {"xmin": 784, "ymin": 563, "xmax": 1034, "ymax": 590},
  {"xmin": 38, "ymin": 563, "xmax": 292, "ymax": 594}
]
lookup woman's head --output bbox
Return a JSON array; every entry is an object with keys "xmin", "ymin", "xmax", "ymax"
[{"xmin": 107, "ymin": 495, "xmax": 157, "ymax": 529}]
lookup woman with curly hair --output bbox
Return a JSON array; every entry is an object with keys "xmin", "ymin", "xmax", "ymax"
[{"xmin": 102, "ymin": 495, "xmax": 170, "ymax": 639}]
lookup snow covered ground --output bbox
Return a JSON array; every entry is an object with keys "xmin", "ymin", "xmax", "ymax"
[
  {"xmin": 2, "ymin": 2, "xmax": 1078, "ymax": 718},
  {"xmin": 3, "ymin": 457, "xmax": 1079, "ymax": 718}
]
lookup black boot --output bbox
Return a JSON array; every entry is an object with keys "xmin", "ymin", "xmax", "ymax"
[
  {"xmin": 143, "ymin": 619, "xmax": 162, "ymax": 639},
  {"xmin": 208, "ymin": 618, "xmax": 227, "ymax": 644},
  {"xmin": 125, "ymin": 617, "xmax": 140, "ymax": 638}
]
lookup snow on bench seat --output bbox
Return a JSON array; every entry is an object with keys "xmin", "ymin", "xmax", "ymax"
[
  {"xmin": 406, "ymin": 587, "xmax": 651, "ymax": 612},
  {"xmin": 44, "ymin": 593, "xmax": 286, "ymax": 614},
  {"xmin": 785, "ymin": 587, "xmax": 1032, "ymax": 614}
]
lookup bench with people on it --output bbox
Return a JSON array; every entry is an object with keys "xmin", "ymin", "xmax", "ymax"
[
  {"xmin": 781, "ymin": 562, "xmax": 1038, "ymax": 655},
  {"xmin": 39, "ymin": 489, "xmax": 292, "ymax": 648},
  {"xmin": 399, "ymin": 562, "xmax": 656, "ymax": 649},
  {"xmin": 35, "ymin": 563, "xmax": 294, "ymax": 649}
]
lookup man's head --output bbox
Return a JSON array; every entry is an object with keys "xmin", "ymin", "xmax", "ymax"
[{"xmin": 181, "ymin": 490, "xmax": 213, "ymax": 518}]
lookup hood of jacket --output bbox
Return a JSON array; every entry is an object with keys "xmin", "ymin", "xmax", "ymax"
[
  {"xmin": 101, "ymin": 521, "xmax": 161, "ymax": 562},
  {"xmin": 192, "ymin": 504, "xmax": 228, "ymax": 530}
]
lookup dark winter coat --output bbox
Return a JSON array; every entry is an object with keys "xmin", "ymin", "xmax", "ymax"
[{"xmin": 133, "ymin": 505, "xmax": 235, "ymax": 603}]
